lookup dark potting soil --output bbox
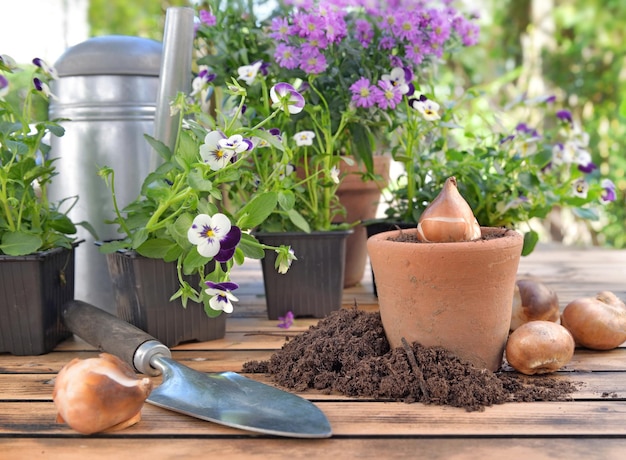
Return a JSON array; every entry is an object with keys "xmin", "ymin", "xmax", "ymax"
[
  {"xmin": 242, "ymin": 308, "xmax": 578, "ymax": 412},
  {"xmin": 390, "ymin": 226, "xmax": 510, "ymax": 243}
]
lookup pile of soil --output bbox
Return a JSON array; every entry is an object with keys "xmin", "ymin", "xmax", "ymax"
[{"xmin": 243, "ymin": 308, "xmax": 578, "ymax": 412}]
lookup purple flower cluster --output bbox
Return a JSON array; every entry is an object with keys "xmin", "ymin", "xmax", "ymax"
[{"xmin": 272, "ymin": 0, "xmax": 480, "ymax": 78}]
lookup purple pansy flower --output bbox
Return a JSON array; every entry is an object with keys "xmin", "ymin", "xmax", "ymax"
[
  {"xmin": 0, "ymin": 75, "xmax": 8, "ymax": 97},
  {"xmin": 188, "ymin": 213, "xmax": 241, "ymax": 262},
  {"xmin": 601, "ymin": 179, "xmax": 617, "ymax": 203},
  {"xmin": 277, "ymin": 311, "xmax": 294, "ymax": 329},
  {"xmin": 411, "ymin": 95, "xmax": 441, "ymax": 121},
  {"xmin": 204, "ymin": 281, "xmax": 239, "ymax": 313},
  {"xmin": 32, "ymin": 57, "xmax": 58, "ymax": 79},
  {"xmin": 556, "ymin": 109, "xmax": 573, "ymax": 124},
  {"xmin": 199, "ymin": 131, "xmax": 252, "ymax": 171},
  {"xmin": 32, "ymin": 77, "xmax": 57, "ymax": 100},
  {"xmin": 270, "ymin": 82, "xmax": 305, "ymax": 114}
]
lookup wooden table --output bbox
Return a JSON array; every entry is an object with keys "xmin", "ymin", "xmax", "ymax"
[{"xmin": 2, "ymin": 244, "xmax": 626, "ymax": 459}]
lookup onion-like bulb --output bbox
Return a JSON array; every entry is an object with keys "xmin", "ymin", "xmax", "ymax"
[
  {"xmin": 510, "ymin": 279, "xmax": 560, "ymax": 331},
  {"xmin": 505, "ymin": 320, "xmax": 575, "ymax": 375},
  {"xmin": 416, "ymin": 176, "xmax": 481, "ymax": 243},
  {"xmin": 53, "ymin": 353, "xmax": 152, "ymax": 434},
  {"xmin": 561, "ymin": 291, "xmax": 626, "ymax": 350}
]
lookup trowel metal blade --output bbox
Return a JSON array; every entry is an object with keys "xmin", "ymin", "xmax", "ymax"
[{"xmin": 147, "ymin": 356, "xmax": 332, "ymax": 438}]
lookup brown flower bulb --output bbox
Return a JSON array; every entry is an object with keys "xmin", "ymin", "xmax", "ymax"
[
  {"xmin": 510, "ymin": 279, "xmax": 560, "ymax": 331},
  {"xmin": 53, "ymin": 353, "xmax": 152, "ymax": 434},
  {"xmin": 505, "ymin": 320, "xmax": 575, "ymax": 375},
  {"xmin": 416, "ymin": 176, "xmax": 481, "ymax": 243},
  {"xmin": 561, "ymin": 291, "xmax": 626, "ymax": 350}
]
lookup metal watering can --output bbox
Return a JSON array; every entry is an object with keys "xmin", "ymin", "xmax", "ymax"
[{"xmin": 48, "ymin": 8, "xmax": 194, "ymax": 312}]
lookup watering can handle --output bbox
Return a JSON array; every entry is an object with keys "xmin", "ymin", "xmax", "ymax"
[{"xmin": 63, "ymin": 300, "xmax": 171, "ymax": 375}]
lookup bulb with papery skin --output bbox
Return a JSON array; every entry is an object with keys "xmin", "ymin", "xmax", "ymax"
[
  {"xmin": 506, "ymin": 320, "xmax": 575, "ymax": 375},
  {"xmin": 510, "ymin": 279, "xmax": 560, "ymax": 331},
  {"xmin": 53, "ymin": 353, "xmax": 152, "ymax": 434},
  {"xmin": 561, "ymin": 291, "xmax": 626, "ymax": 350},
  {"xmin": 417, "ymin": 176, "xmax": 481, "ymax": 243}
]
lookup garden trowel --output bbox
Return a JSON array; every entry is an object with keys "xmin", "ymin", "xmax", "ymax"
[{"xmin": 62, "ymin": 300, "xmax": 332, "ymax": 438}]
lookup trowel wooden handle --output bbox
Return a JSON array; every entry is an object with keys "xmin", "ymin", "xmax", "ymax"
[{"xmin": 62, "ymin": 300, "xmax": 171, "ymax": 375}]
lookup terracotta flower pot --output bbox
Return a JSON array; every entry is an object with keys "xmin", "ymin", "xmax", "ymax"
[
  {"xmin": 336, "ymin": 155, "xmax": 391, "ymax": 287},
  {"xmin": 367, "ymin": 227, "xmax": 523, "ymax": 371}
]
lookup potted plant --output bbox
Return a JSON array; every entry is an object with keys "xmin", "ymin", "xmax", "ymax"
[
  {"xmin": 97, "ymin": 77, "xmax": 299, "ymax": 345},
  {"xmin": 367, "ymin": 176, "xmax": 524, "ymax": 371},
  {"xmin": 192, "ymin": 0, "xmax": 481, "ymax": 309},
  {"xmin": 0, "ymin": 55, "xmax": 95, "ymax": 355},
  {"xmin": 364, "ymin": 81, "xmax": 618, "ymax": 294},
  {"xmin": 377, "ymin": 87, "xmax": 617, "ymax": 256}
]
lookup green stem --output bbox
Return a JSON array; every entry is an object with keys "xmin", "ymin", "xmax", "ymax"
[
  {"xmin": 397, "ymin": 98, "xmax": 417, "ymax": 223},
  {"xmin": 108, "ymin": 170, "xmax": 132, "ymax": 236},
  {"xmin": 0, "ymin": 176, "xmax": 15, "ymax": 231}
]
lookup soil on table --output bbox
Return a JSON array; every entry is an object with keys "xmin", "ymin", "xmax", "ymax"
[{"xmin": 243, "ymin": 308, "xmax": 578, "ymax": 412}]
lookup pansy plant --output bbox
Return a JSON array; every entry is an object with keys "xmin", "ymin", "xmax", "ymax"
[
  {"xmin": 98, "ymin": 79, "xmax": 303, "ymax": 316},
  {"xmin": 0, "ymin": 55, "xmax": 96, "ymax": 256},
  {"xmin": 192, "ymin": 0, "xmax": 480, "ymax": 233},
  {"xmin": 379, "ymin": 91, "xmax": 617, "ymax": 255}
]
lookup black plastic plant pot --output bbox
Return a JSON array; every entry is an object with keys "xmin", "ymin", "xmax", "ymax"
[
  {"xmin": 0, "ymin": 246, "xmax": 76, "ymax": 355},
  {"xmin": 105, "ymin": 250, "xmax": 225, "ymax": 348},
  {"xmin": 254, "ymin": 230, "xmax": 352, "ymax": 320},
  {"xmin": 364, "ymin": 220, "xmax": 415, "ymax": 297}
]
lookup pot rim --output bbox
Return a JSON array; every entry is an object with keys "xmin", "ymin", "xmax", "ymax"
[{"xmin": 367, "ymin": 227, "xmax": 523, "ymax": 253}]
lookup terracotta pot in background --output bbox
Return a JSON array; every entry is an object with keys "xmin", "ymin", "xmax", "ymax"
[
  {"xmin": 337, "ymin": 155, "xmax": 391, "ymax": 287},
  {"xmin": 367, "ymin": 227, "xmax": 523, "ymax": 371}
]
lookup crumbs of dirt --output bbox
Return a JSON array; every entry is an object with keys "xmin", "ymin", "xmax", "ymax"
[{"xmin": 242, "ymin": 308, "xmax": 578, "ymax": 412}]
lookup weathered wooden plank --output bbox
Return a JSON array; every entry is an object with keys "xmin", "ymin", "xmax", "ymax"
[
  {"xmin": 2, "ymin": 400, "xmax": 626, "ymax": 437},
  {"xmin": 2, "ymin": 345, "xmax": 625, "ymax": 375},
  {"xmin": 2, "ymin": 437, "xmax": 626, "ymax": 460},
  {"xmin": 1, "ymin": 371, "xmax": 624, "ymax": 402},
  {"xmin": 0, "ymin": 350, "xmax": 273, "ymax": 374}
]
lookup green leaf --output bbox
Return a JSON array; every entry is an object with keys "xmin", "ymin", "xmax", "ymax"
[
  {"xmin": 233, "ymin": 246, "xmax": 245, "ymax": 265},
  {"xmin": 131, "ymin": 228, "xmax": 149, "ymax": 249},
  {"xmin": 287, "ymin": 209, "xmax": 311, "ymax": 233},
  {"xmin": 572, "ymin": 207, "xmax": 599, "ymax": 221},
  {"xmin": 187, "ymin": 168, "xmax": 213, "ymax": 192},
  {"xmin": 163, "ymin": 244, "xmax": 183, "ymax": 263},
  {"xmin": 144, "ymin": 134, "xmax": 172, "ymax": 161},
  {"xmin": 522, "ymin": 230, "xmax": 539, "ymax": 256},
  {"xmin": 170, "ymin": 213, "xmax": 194, "ymax": 248},
  {"xmin": 136, "ymin": 238, "xmax": 176, "ymax": 259},
  {"xmin": 238, "ymin": 233, "xmax": 266, "ymax": 259},
  {"xmin": 176, "ymin": 130, "xmax": 200, "ymax": 169},
  {"xmin": 97, "ymin": 240, "xmax": 130, "ymax": 254},
  {"xmin": 237, "ymin": 191, "xmax": 278, "ymax": 229},
  {"xmin": 203, "ymin": 302, "xmax": 223, "ymax": 318},
  {"xmin": 0, "ymin": 231, "xmax": 42, "ymax": 256},
  {"xmin": 47, "ymin": 212, "xmax": 77, "ymax": 234},
  {"xmin": 182, "ymin": 247, "xmax": 211, "ymax": 274},
  {"xmin": 277, "ymin": 190, "xmax": 295, "ymax": 211}
]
